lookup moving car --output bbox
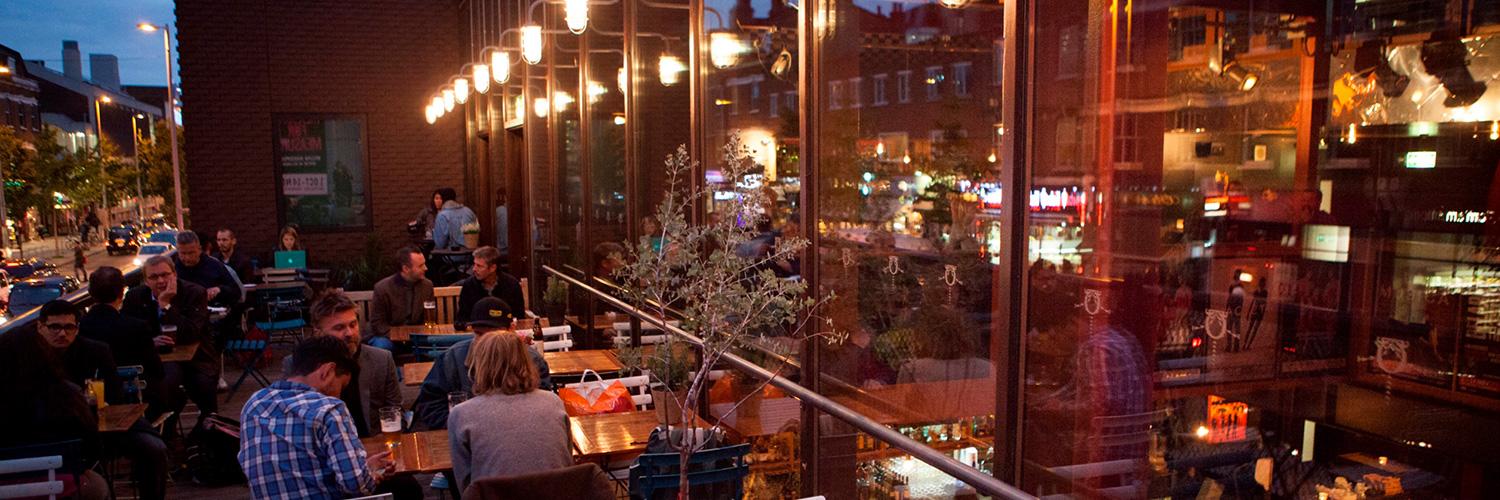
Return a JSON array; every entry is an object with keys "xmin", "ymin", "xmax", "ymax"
[
  {"xmin": 107, "ymin": 225, "xmax": 142, "ymax": 255},
  {"xmin": 147, "ymin": 230, "xmax": 178, "ymax": 246},
  {"xmin": 8, "ymin": 273, "xmax": 82, "ymax": 317},
  {"xmin": 133, "ymin": 242, "xmax": 174, "ymax": 267},
  {"xmin": 1, "ymin": 258, "xmax": 54, "ymax": 280}
]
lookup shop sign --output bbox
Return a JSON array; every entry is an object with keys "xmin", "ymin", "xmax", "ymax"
[
  {"xmin": 1029, "ymin": 187, "xmax": 1083, "ymax": 212},
  {"xmin": 1116, "ymin": 192, "xmax": 1181, "ymax": 207},
  {"xmin": 1428, "ymin": 210, "xmax": 1491, "ymax": 224}
]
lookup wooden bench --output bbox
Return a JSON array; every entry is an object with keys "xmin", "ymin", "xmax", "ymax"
[{"xmin": 347, "ymin": 285, "xmax": 463, "ymax": 330}]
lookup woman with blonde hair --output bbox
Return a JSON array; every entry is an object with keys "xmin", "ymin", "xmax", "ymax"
[{"xmin": 447, "ymin": 328, "xmax": 571, "ymax": 492}]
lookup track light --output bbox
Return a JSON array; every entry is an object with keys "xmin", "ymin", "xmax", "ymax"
[
  {"xmin": 1222, "ymin": 62, "xmax": 1258, "ymax": 91},
  {"xmin": 1421, "ymin": 36, "xmax": 1487, "ymax": 108}
]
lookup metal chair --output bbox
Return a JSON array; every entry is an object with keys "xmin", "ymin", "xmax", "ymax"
[
  {"xmin": 253, "ymin": 284, "xmax": 308, "ymax": 346},
  {"xmin": 0, "ymin": 440, "xmax": 84, "ymax": 500},
  {"xmin": 630, "ymin": 443, "xmax": 751, "ymax": 500},
  {"xmin": 223, "ymin": 336, "xmax": 271, "ymax": 402}
]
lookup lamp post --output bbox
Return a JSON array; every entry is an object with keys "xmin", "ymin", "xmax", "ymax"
[
  {"xmin": 138, "ymin": 22, "xmax": 184, "ymax": 229},
  {"xmin": 95, "ymin": 95, "xmax": 111, "ymax": 230},
  {"xmin": 132, "ymin": 113, "xmax": 147, "ymax": 222}
]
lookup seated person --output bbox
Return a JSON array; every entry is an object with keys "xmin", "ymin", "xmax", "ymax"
[
  {"xmin": 212, "ymin": 228, "xmax": 255, "ymax": 284},
  {"xmin": 81, "ymin": 267, "xmax": 166, "ymax": 416},
  {"xmin": 367, "ymin": 246, "xmax": 435, "ymax": 351},
  {"xmin": 173, "ymin": 230, "xmax": 242, "ymax": 309},
  {"xmin": 448, "ymin": 331, "xmax": 571, "ymax": 493},
  {"xmin": 283, "ymin": 291, "xmax": 402, "ymax": 437},
  {"xmin": 124, "ymin": 256, "xmax": 216, "ymax": 418},
  {"xmin": 238, "ymin": 336, "xmax": 395, "ymax": 499},
  {"xmin": 454, "ymin": 246, "xmax": 525, "ymax": 330},
  {"xmin": 0, "ymin": 327, "xmax": 109, "ymax": 500},
  {"xmin": 33, "ymin": 300, "xmax": 170, "ymax": 500},
  {"xmin": 414, "ymin": 298, "xmax": 551, "ymax": 430}
]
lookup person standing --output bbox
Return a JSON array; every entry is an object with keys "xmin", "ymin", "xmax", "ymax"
[
  {"xmin": 73, "ymin": 241, "xmax": 87, "ymax": 281},
  {"xmin": 431, "ymin": 187, "xmax": 478, "ymax": 251},
  {"xmin": 454, "ymin": 246, "xmax": 525, "ymax": 330},
  {"xmin": 366, "ymin": 247, "xmax": 435, "ymax": 351},
  {"xmin": 447, "ymin": 328, "xmax": 571, "ymax": 493},
  {"xmin": 408, "ymin": 191, "xmax": 441, "ymax": 253},
  {"xmin": 238, "ymin": 336, "xmax": 394, "ymax": 500},
  {"xmin": 494, "ymin": 188, "xmax": 509, "ymax": 256},
  {"xmin": 124, "ymin": 256, "xmax": 216, "ymax": 420}
]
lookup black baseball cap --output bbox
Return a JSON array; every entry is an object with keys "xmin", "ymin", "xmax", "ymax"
[{"xmin": 469, "ymin": 297, "xmax": 514, "ymax": 330}]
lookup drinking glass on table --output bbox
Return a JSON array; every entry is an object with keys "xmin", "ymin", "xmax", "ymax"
[
  {"xmin": 379, "ymin": 406, "xmax": 404, "ymax": 434},
  {"xmin": 157, "ymin": 324, "xmax": 178, "ymax": 354},
  {"xmin": 423, "ymin": 300, "xmax": 438, "ymax": 329}
]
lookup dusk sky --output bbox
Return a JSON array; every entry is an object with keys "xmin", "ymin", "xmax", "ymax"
[{"xmin": 0, "ymin": 0, "xmax": 177, "ymax": 86}]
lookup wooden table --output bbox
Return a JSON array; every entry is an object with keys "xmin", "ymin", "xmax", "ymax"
[
  {"xmin": 389, "ymin": 324, "xmax": 470, "ymax": 343},
  {"xmin": 99, "ymin": 404, "xmax": 147, "ymax": 433},
  {"xmin": 402, "ymin": 362, "xmax": 434, "ymax": 386},
  {"xmin": 569, "ymin": 410, "xmax": 660, "ymax": 462},
  {"xmin": 544, "ymin": 350, "xmax": 624, "ymax": 377},
  {"xmin": 361, "ymin": 431, "xmax": 452, "ymax": 474},
  {"xmin": 159, "ymin": 342, "xmax": 199, "ymax": 363}
]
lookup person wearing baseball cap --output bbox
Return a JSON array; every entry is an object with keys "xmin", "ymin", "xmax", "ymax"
[{"xmin": 412, "ymin": 298, "xmax": 552, "ymax": 430}]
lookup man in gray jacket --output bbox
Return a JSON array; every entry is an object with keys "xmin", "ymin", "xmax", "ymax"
[
  {"xmin": 283, "ymin": 290, "xmax": 402, "ymax": 436},
  {"xmin": 367, "ymin": 246, "xmax": 435, "ymax": 351}
]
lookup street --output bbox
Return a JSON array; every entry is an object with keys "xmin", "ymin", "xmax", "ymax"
[{"xmin": 7, "ymin": 234, "xmax": 141, "ymax": 280}]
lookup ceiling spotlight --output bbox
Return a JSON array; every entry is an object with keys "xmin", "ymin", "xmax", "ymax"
[
  {"xmin": 659, "ymin": 55, "xmax": 685, "ymax": 86},
  {"xmin": 1222, "ymin": 61, "xmax": 1258, "ymax": 92},
  {"xmin": 1421, "ymin": 36, "xmax": 1487, "ymax": 108},
  {"xmin": 492, "ymin": 51, "xmax": 512, "ymax": 83},
  {"xmin": 769, "ymin": 48, "xmax": 793, "ymax": 79},
  {"xmin": 521, "ymin": 25, "xmax": 544, "ymax": 65}
]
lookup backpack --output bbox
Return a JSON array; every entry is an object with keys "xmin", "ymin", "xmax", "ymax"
[{"xmin": 185, "ymin": 413, "xmax": 246, "ymax": 486}]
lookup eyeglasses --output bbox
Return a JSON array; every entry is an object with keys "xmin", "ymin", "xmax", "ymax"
[
  {"xmin": 44, "ymin": 323, "xmax": 79, "ymax": 332},
  {"xmin": 146, "ymin": 272, "xmax": 174, "ymax": 281}
]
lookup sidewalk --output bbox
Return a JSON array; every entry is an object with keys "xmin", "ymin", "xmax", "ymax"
[{"xmin": 5, "ymin": 234, "xmax": 111, "ymax": 269}]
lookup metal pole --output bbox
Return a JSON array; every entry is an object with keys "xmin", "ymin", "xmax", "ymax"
[
  {"xmin": 133, "ymin": 114, "xmax": 145, "ymax": 222},
  {"xmin": 0, "ymin": 159, "xmax": 8, "ymax": 257},
  {"xmin": 96, "ymin": 98, "xmax": 108, "ymax": 231},
  {"xmin": 163, "ymin": 25, "xmax": 185, "ymax": 229}
]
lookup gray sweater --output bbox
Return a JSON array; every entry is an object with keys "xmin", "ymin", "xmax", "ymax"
[{"xmin": 447, "ymin": 390, "xmax": 573, "ymax": 492}]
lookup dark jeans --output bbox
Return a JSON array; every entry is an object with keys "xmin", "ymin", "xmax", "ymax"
[
  {"xmin": 163, "ymin": 361, "xmax": 219, "ymax": 418},
  {"xmin": 102, "ymin": 420, "xmax": 169, "ymax": 500}
]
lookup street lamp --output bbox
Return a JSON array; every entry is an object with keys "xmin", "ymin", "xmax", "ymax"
[
  {"xmin": 94, "ymin": 95, "xmax": 111, "ymax": 227},
  {"xmin": 132, "ymin": 113, "xmax": 148, "ymax": 222},
  {"xmin": 138, "ymin": 22, "xmax": 185, "ymax": 229}
]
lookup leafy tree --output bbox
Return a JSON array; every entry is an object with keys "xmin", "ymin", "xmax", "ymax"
[{"xmin": 134, "ymin": 120, "xmax": 187, "ymax": 223}]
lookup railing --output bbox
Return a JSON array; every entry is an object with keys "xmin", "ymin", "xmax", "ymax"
[{"xmin": 543, "ymin": 265, "xmax": 1034, "ymax": 500}]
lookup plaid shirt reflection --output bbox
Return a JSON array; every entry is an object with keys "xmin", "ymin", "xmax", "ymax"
[{"xmin": 238, "ymin": 380, "xmax": 375, "ymax": 500}]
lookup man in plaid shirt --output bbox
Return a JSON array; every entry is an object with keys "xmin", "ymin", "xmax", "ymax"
[{"xmin": 238, "ymin": 336, "xmax": 394, "ymax": 499}]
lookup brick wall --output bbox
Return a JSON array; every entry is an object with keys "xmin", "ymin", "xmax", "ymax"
[{"xmin": 177, "ymin": 0, "xmax": 464, "ymax": 270}]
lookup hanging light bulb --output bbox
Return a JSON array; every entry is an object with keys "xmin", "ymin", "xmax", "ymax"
[
  {"xmin": 658, "ymin": 55, "xmax": 685, "ymax": 86},
  {"xmin": 564, "ymin": 0, "xmax": 589, "ymax": 34},
  {"xmin": 938, "ymin": 0, "xmax": 972, "ymax": 7},
  {"xmin": 988, "ymin": 151, "xmax": 998, "ymax": 163},
  {"xmin": 534, "ymin": 97, "xmax": 550, "ymax": 118},
  {"xmin": 875, "ymin": 141, "xmax": 886, "ymax": 157},
  {"xmin": 1346, "ymin": 123, "xmax": 1358, "ymax": 144},
  {"xmin": 587, "ymin": 81, "xmax": 608, "ymax": 103},
  {"xmin": 709, "ymin": 32, "xmax": 747, "ymax": 69},
  {"xmin": 425, "ymin": 104, "xmax": 437, "ymax": 124},
  {"xmin": 442, "ymin": 87, "xmax": 456, "ymax": 111},
  {"xmin": 454, "ymin": 78, "xmax": 471, "ymax": 104},
  {"xmin": 902, "ymin": 153, "xmax": 912, "ymax": 165},
  {"xmin": 521, "ymin": 25, "xmax": 543, "ymax": 64},
  {"xmin": 617, "ymin": 67, "xmax": 627, "ymax": 92},
  {"xmin": 553, "ymin": 91, "xmax": 574, "ymax": 112},
  {"xmin": 492, "ymin": 52, "xmax": 512, "ymax": 83},
  {"xmin": 431, "ymin": 96, "xmax": 445, "ymax": 118},
  {"xmin": 613, "ymin": 113, "xmax": 626, "ymax": 125},
  {"xmin": 1490, "ymin": 120, "xmax": 1498, "ymax": 140},
  {"xmin": 513, "ymin": 95, "xmax": 524, "ymax": 118},
  {"xmin": 472, "ymin": 64, "xmax": 491, "ymax": 94}
]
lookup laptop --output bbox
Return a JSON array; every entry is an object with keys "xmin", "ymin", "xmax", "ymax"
[{"xmin": 273, "ymin": 250, "xmax": 307, "ymax": 270}]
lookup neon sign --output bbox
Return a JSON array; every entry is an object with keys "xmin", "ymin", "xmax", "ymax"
[{"xmin": 1029, "ymin": 188, "xmax": 1084, "ymax": 212}]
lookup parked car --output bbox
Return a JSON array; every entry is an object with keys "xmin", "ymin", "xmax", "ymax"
[
  {"xmin": 147, "ymin": 230, "xmax": 178, "ymax": 246},
  {"xmin": 8, "ymin": 273, "xmax": 82, "ymax": 317},
  {"xmin": 106, "ymin": 226, "xmax": 142, "ymax": 255},
  {"xmin": 1, "ymin": 258, "xmax": 54, "ymax": 280},
  {"xmin": 133, "ymin": 242, "xmax": 175, "ymax": 267}
]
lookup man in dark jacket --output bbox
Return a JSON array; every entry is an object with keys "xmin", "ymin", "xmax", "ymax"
[
  {"xmin": 34, "ymin": 300, "xmax": 170, "ymax": 500},
  {"xmin": 173, "ymin": 230, "xmax": 242, "ymax": 308},
  {"xmin": 212, "ymin": 228, "xmax": 256, "ymax": 284},
  {"xmin": 454, "ymin": 246, "xmax": 525, "ymax": 330},
  {"xmin": 125, "ymin": 255, "xmax": 216, "ymax": 417},
  {"xmin": 413, "ymin": 298, "xmax": 550, "ymax": 430},
  {"xmin": 367, "ymin": 246, "xmax": 435, "ymax": 351},
  {"xmin": 81, "ymin": 266, "xmax": 166, "ymax": 415}
]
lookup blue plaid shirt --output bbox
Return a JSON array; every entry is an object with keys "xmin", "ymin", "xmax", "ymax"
[{"xmin": 238, "ymin": 380, "xmax": 376, "ymax": 500}]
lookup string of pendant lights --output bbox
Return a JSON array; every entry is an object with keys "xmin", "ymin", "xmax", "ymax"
[{"xmin": 426, "ymin": 0, "xmax": 750, "ymax": 124}]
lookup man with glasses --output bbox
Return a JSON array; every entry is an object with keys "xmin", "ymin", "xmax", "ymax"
[
  {"xmin": 125, "ymin": 255, "xmax": 215, "ymax": 420},
  {"xmin": 34, "ymin": 300, "xmax": 170, "ymax": 500}
]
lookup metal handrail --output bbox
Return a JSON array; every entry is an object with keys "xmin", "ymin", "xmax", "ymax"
[{"xmin": 543, "ymin": 265, "xmax": 1034, "ymax": 499}]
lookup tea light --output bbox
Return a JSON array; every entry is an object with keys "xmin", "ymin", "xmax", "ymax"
[
  {"xmin": 1318, "ymin": 492, "xmax": 1328, "ymax": 500},
  {"xmin": 1377, "ymin": 456, "xmax": 1388, "ymax": 466}
]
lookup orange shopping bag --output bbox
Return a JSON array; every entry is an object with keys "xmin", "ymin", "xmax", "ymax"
[{"xmin": 559, "ymin": 369, "xmax": 635, "ymax": 416}]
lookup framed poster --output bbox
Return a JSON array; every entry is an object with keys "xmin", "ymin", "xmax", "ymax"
[{"xmin": 273, "ymin": 114, "xmax": 372, "ymax": 231}]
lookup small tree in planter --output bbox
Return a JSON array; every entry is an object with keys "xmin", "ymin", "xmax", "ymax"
[
  {"xmin": 613, "ymin": 137, "xmax": 843, "ymax": 497},
  {"xmin": 543, "ymin": 276, "xmax": 569, "ymax": 325}
]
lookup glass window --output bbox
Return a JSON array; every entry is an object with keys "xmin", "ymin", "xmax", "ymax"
[
  {"xmin": 952, "ymin": 62, "xmax": 970, "ymax": 97},
  {"xmin": 272, "ymin": 114, "xmax": 370, "ymax": 230},
  {"xmin": 924, "ymin": 66, "xmax": 942, "ymax": 101},
  {"xmin": 829, "ymin": 80, "xmax": 844, "ymax": 110},
  {"xmin": 897, "ymin": 70, "xmax": 911, "ymax": 103},
  {"xmin": 873, "ymin": 74, "xmax": 889, "ymax": 106},
  {"xmin": 849, "ymin": 77, "xmax": 863, "ymax": 108},
  {"xmin": 750, "ymin": 81, "xmax": 761, "ymax": 113},
  {"xmin": 770, "ymin": 92, "xmax": 780, "ymax": 117}
]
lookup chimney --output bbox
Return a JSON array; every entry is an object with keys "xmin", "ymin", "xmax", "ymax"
[
  {"xmin": 89, "ymin": 54, "xmax": 120, "ymax": 90},
  {"xmin": 63, "ymin": 40, "xmax": 82, "ymax": 80}
]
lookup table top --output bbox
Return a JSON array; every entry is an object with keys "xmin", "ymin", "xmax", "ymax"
[
  {"xmin": 160, "ymin": 342, "xmax": 199, "ymax": 363},
  {"xmin": 361, "ymin": 430, "xmax": 451, "ymax": 474},
  {"xmin": 544, "ymin": 350, "xmax": 624, "ymax": 377},
  {"xmin": 569, "ymin": 410, "xmax": 660, "ymax": 461},
  {"xmin": 99, "ymin": 403, "xmax": 147, "ymax": 433},
  {"xmin": 402, "ymin": 362, "xmax": 434, "ymax": 386},
  {"xmin": 389, "ymin": 324, "xmax": 470, "ymax": 342},
  {"xmin": 566, "ymin": 315, "xmax": 626, "ymax": 330}
]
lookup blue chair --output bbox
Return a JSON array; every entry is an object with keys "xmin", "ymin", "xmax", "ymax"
[
  {"xmin": 223, "ymin": 337, "xmax": 271, "ymax": 401},
  {"xmin": 630, "ymin": 443, "xmax": 751, "ymax": 500},
  {"xmin": 116, "ymin": 365, "xmax": 146, "ymax": 404},
  {"xmin": 411, "ymin": 334, "xmax": 471, "ymax": 361},
  {"xmin": 253, "ymin": 284, "xmax": 308, "ymax": 346}
]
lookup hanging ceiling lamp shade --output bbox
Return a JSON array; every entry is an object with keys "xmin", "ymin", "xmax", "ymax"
[
  {"xmin": 492, "ymin": 51, "xmax": 511, "ymax": 83},
  {"xmin": 472, "ymin": 64, "xmax": 491, "ymax": 94},
  {"xmin": 659, "ymin": 55, "xmax": 685, "ymax": 86},
  {"xmin": 425, "ymin": 104, "xmax": 437, "ymax": 124},
  {"xmin": 521, "ymin": 25, "xmax": 543, "ymax": 64},
  {"xmin": 442, "ymin": 87, "xmax": 456, "ymax": 111},
  {"xmin": 431, "ymin": 96, "xmax": 445, "ymax": 117},
  {"xmin": 564, "ymin": 0, "xmax": 588, "ymax": 34},
  {"xmin": 455, "ymin": 78, "xmax": 471, "ymax": 103}
]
